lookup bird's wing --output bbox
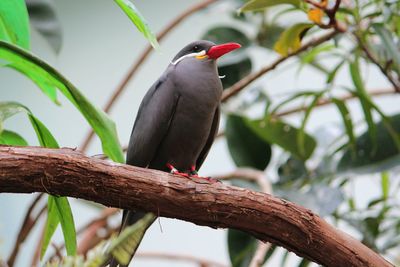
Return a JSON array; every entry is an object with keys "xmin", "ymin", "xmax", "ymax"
[
  {"xmin": 126, "ymin": 71, "xmax": 179, "ymax": 167},
  {"xmin": 195, "ymin": 106, "xmax": 220, "ymax": 170}
]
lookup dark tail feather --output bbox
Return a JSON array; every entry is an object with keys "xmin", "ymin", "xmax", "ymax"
[{"xmin": 108, "ymin": 209, "xmax": 149, "ymax": 267}]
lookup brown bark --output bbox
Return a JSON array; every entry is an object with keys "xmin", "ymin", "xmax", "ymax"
[{"xmin": 0, "ymin": 145, "xmax": 393, "ymax": 267}]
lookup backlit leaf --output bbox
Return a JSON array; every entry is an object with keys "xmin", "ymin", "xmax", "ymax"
[
  {"xmin": 274, "ymin": 23, "xmax": 313, "ymax": 56},
  {"xmin": 0, "ymin": 0, "xmax": 30, "ymax": 49},
  {"xmin": 0, "ymin": 129, "xmax": 28, "ymax": 146},
  {"xmin": 307, "ymin": 8, "xmax": 324, "ymax": 24},
  {"xmin": 240, "ymin": 0, "xmax": 301, "ymax": 12}
]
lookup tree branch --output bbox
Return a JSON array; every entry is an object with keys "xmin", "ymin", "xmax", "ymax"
[
  {"xmin": 0, "ymin": 146, "xmax": 392, "ymax": 267},
  {"xmin": 79, "ymin": 0, "xmax": 218, "ymax": 152}
]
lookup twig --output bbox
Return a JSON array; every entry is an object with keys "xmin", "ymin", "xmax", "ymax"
[
  {"xmin": 356, "ymin": 35, "xmax": 400, "ymax": 92},
  {"xmin": 135, "ymin": 251, "xmax": 228, "ymax": 267},
  {"xmin": 7, "ymin": 193, "xmax": 45, "ymax": 267},
  {"xmin": 221, "ymin": 30, "xmax": 339, "ymax": 102},
  {"xmin": 80, "ymin": 0, "xmax": 218, "ymax": 152},
  {"xmin": 0, "ymin": 145, "xmax": 392, "ymax": 267}
]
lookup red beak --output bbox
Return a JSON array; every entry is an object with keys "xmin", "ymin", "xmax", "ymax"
[{"xmin": 206, "ymin": 42, "xmax": 241, "ymax": 59}]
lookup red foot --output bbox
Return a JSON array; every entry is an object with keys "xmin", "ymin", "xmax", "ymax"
[
  {"xmin": 189, "ymin": 165, "xmax": 221, "ymax": 184},
  {"xmin": 166, "ymin": 163, "xmax": 189, "ymax": 178}
]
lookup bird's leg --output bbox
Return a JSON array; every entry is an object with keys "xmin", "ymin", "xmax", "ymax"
[
  {"xmin": 166, "ymin": 163, "xmax": 189, "ymax": 178},
  {"xmin": 189, "ymin": 166, "xmax": 221, "ymax": 184}
]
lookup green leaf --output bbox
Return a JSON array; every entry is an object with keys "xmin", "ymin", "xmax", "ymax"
[
  {"xmin": 277, "ymin": 157, "xmax": 307, "ymax": 183},
  {"xmin": 0, "ymin": 0, "xmax": 30, "ymax": 49},
  {"xmin": 338, "ymin": 114, "xmax": 400, "ymax": 173},
  {"xmin": 274, "ymin": 23, "xmax": 313, "ymax": 56},
  {"xmin": 326, "ymin": 59, "xmax": 345, "ymax": 84},
  {"xmin": 381, "ymin": 172, "xmax": 389, "ymax": 200},
  {"xmin": 349, "ymin": 57, "xmax": 376, "ymax": 149},
  {"xmin": 0, "ymin": 41, "xmax": 124, "ymax": 163},
  {"xmin": 26, "ymin": 0, "xmax": 62, "ymax": 53},
  {"xmin": 202, "ymin": 26, "xmax": 251, "ymax": 48},
  {"xmin": 114, "ymin": 0, "xmax": 159, "ymax": 50},
  {"xmin": 300, "ymin": 43, "xmax": 335, "ymax": 65},
  {"xmin": 373, "ymin": 24, "xmax": 400, "ymax": 74},
  {"xmin": 41, "ymin": 196, "xmax": 59, "ymax": 259},
  {"xmin": 246, "ymin": 117, "xmax": 316, "ymax": 160},
  {"xmin": 257, "ymin": 24, "xmax": 285, "ymax": 49},
  {"xmin": 10, "ymin": 64, "xmax": 59, "ymax": 105},
  {"xmin": 107, "ymin": 213, "xmax": 156, "ymax": 265},
  {"xmin": 331, "ymin": 97, "xmax": 356, "ymax": 151},
  {"xmin": 0, "ymin": 129, "xmax": 28, "ymax": 146},
  {"xmin": 226, "ymin": 114, "xmax": 272, "ymax": 170},
  {"xmin": 218, "ymin": 56, "xmax": 252, "ymax": 88},
  {"xmin": 29, "ymin": 114, "xmax": 59, "ymax": 148},
  {"xmin": 239, "ymin": 0, "xmax": 301, "ymax": 12},
  {"xmin": 54, "ymin": 196, "xmax": 77, "ymax": 256}
]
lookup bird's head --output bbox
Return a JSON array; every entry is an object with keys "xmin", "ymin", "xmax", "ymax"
[{"xmin": 171, "ymin": 40, "xmax": 241, "ymax": 65}]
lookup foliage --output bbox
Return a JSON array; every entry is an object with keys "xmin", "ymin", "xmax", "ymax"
[{"xmin": 2, "ymin": 0, "xmax": 400, "ymax": 266}]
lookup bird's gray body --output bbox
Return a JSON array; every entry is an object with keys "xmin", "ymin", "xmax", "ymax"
[
  {"xmin": 110, "ymin": 41, "xmax": 224, "ymax": 267},
  {"xmin": 127, "ymin": 55, "xmax": 222, "ymax": 171}
]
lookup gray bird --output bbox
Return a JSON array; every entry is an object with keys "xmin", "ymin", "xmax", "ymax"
[{"xmin": 110, "ymin": 40, "xmax": 240, "ymax": 267}]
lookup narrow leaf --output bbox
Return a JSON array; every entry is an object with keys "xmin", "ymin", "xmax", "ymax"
[
  {"xmin": 240, "ymin": 0, "xmax": 301, "ymax": 12},
  {"xmin": 0, "ymin": 0, "xmax": 30, "ymax": 49},
  {"xmin": 331, "ymin": 97, "xmax": 356, "ymax": 151},
  {"xmin": 41, "ymin": 196, "xmax": 60, "ymax": 259},
  {"xmin": 54, "ymin": 196, "xmax": 77, "ymax": 256},
  {"xmin": 381, "ymin": 172, "xmax": 389, "ymax": 200},
  {"xmin": 274, "ymin": 23, "xmax": 313, "ymax": 56},
  {"xmin": 114, "ymin": 0, "xmax": 159, "ymax": 50},
  {"xmin": 0, "ymin": 41, "xmax": 124, "ymax": 163},
  {"xmin": 373, "ymin": 24, "xmax": 400, "ymax": 74}
]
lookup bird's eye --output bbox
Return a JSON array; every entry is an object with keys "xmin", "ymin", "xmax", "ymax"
[{"xmin": 193, "ymin": 45, "xmax": 200, "ymax": 52}]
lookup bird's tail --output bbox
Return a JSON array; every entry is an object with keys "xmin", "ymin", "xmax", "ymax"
[{"xmin": 108, "ymin": 210, "xmax": 152, "ymax": 267}]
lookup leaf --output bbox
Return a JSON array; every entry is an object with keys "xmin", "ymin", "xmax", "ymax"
[
  {"xmin": 274, "ymin": 23, "xmax": 313, "ymax": 56},
  {"xmin": 218, "ymin": 56, "xmax": 252, "ymax": 88},
  {"xmin": 381, "ymin": 171, "xmax": 389, "ymax": 200},
  {"xmin": 239, "ymin": 0, "xmax": 301, "ymax": 12},
  {"xmin": 326, "ymin": 59, "xmax": 345, "ymax": 84},
  {"xmin": 107, "ymin": 213, "xmax": 156, "ymax": 265},
  {"xmin": 331, "ymin": 97, "xmax": 356, "ymax": 151},
  {"xmin": 246, "ymin": 117, "xmax": 316, "ymax": 160},
  {"xmin": 202, "ymin": 26, "xmax": 251, "ymax": 48},
  {"xmin": 300, "ymin": 43, "xmax": 334, "ymax": 65},
  {"xmin": 338, "ymin": 114, "xmax": 400, "ymax": 173},
  {"xmin": 0, "ymin": 0, "xmax": 30, "ymax": 49},
  {"xmin": 349, "ymin": 57, "xmax": 376, "ymax": 149},
  {"xmin": 373, "ymin": 24, "xmax": 400, "ymax": 74},
  {"xmin": 0, "ymin": 129, "xmax": 28, "ymax": 146},
  {"xmin": 307, "ymin": 8, "xmax": 324, "ymax": 24},
  {"xmin": 257, "ymin": 24, "xmax": 285, "ymax": 49},
  {"xmin": 26, "ymin": 0, "xmax": 62, "ymax": 53},
  {"xmin": 41, "ymin": 196, "xmax": 60, "ymax": 259},
  {"xmin": 277, "ymin": 156, "xmax": 307, "ymax": 183},
  {"xmin": 225, "ymin": 114, "xmax": 272, "ymax": 170},
  {"xmin": 0, "ymin": 41, "xmax": 124, "ymax": 163},
  {"xmin": 114, "ymin": 0, "xmax": 159, "ymax": 50},
  {"xmin": 54, "ymin": 196, "xmax": 77, "ymax": 256}
]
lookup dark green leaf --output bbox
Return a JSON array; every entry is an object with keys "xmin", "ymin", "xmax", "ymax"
[
  {"xmin": 26, "ymin": 0, "xmax": 62, "ymax": 53},
  {"xmin": 257, "ymin": 24, "xmax": 285, "ymax": 49},
  {"xmin": 0, "ymin": 41, "xmax": 124, "ymax": 163},
  {"xmin": 202, "ymin": 26, "xmax": 251, "ymax": 48},
  {"xmin": 41, "ymin": 195, "xmax": 59, "ymax": 259},
  {"xmin": 0, "ymin": 0, "xmax": 30, "ymax": 49},
  {"xmin": 218, "ymin": 56, "xmax": 252, "ymax": 88},
  {"xmin": 28, "ymin": 114, "xmax": 59, "ymax": 148},
  {"xmin": 226, "ymin": 114, "xmax": 272, "ymax": 170},
  {"xmin": 239, "ymin": 0, "xmax": 301, "ymax": 12},
  {"xmin": 114, "ymin": 0, "xmax": 159, "ymax": 50},
  {"xmin": 54, "ymin": 196, "xmax": 77, "ymax": 256},
  {"xmin": 0, "ymin": 129, "xmax": 28, "ymax": 146},
  {"xmin": 274, "ymin": 23, "xmax": 313, "ymax": 56},
  {"xmin": 246, "ymin": 117, "xmax": 316, "ymax": 160},
  {"xmin": 338, "ymin": 114, "xmax": 400, "ymax": 173}
]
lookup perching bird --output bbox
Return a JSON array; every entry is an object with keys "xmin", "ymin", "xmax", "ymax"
[{"xmin": 110, "ymin": 40, "xmax": 241, "ymax": 267}]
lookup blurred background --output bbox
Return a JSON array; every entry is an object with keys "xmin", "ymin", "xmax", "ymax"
[{"xmin": 1, "ymin": 0, "xmax": 400, "ymax": 266}]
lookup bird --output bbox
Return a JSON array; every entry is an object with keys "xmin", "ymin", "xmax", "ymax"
[{"xmin": 110, "ymin": 40, "xmax": 241, "ymax": 267}]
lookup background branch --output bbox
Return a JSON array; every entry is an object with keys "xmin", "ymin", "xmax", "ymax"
[{"xmin": 0, "ymin": 145, "xmax": 392, "ymax": 267}]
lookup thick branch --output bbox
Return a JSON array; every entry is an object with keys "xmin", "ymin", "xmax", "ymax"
[{"xmin": 0, "ymin": 146, "xmax": 392, "ymax": 267}]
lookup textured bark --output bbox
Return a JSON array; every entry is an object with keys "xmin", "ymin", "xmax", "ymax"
[{"xmin": 0, "ymin": 145, "xmax": 393, "ymax": 267}]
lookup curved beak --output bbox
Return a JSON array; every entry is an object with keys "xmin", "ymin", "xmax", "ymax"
[{"xmin": 206, "ymin": 42, "xmax": 241, "ymax": 59}]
